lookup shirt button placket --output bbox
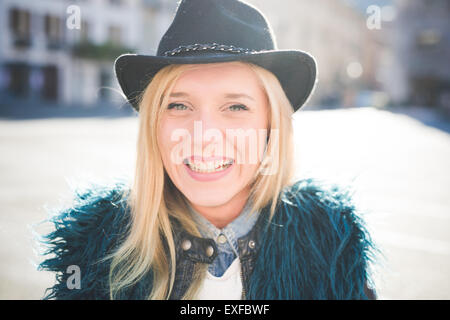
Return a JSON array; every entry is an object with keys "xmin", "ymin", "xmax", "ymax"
[
  {"xmin": 217, "ymin": 234, "xmax": 227, "ymax": 245},
  {"xmin": 206, "ymin": 245, "xmax": 215, "ymax": 258},
  {"xmin": 181, "ymin": 239, "xmax": 192, "ymax": 251}
]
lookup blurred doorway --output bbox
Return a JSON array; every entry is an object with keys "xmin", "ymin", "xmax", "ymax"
[
  {"xmin": 42, "ymin": 65, "xmax": 58, "ymax": 101},
  {"xmin": 6, "ymin": 62, "xmax": 30, "ymax": 97}
]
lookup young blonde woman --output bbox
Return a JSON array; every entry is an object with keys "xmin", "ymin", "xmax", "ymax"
[{"xmin": 39, "ymin": 0, "xmax": 377, "ymax": 300}]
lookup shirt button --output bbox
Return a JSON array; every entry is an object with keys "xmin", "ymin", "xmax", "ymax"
[
  {"xmin": 217, "ymin": 234, "xmax": 227, "ymax": 244},
  {"xmin": 205, "ymin": 245, "xmax": 214, "ymax": 257},
  {"xmin": 181, "ymin": 239, "xmax": 192, "ymax": 251},
  {"xmin": 248, "ymin": 240, "xmax": 256, "ymax": 249}
]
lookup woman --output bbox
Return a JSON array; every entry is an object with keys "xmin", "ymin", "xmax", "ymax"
[{"xmin": 39, "ymin": 0, "xmax": 377, "ymax": 300}]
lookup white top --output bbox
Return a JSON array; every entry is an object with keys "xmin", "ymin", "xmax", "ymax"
[{"xmin": 195, "ymin": 257, "xmax": 243, "ymax": 300}]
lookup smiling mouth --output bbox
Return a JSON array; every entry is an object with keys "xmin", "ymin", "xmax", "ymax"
[{"xmin": 183, "ymin": 157, "xmax": 234, "ymax": 173}]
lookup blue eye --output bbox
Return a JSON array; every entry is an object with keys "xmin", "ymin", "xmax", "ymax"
[
  {"xmin": 167, "ymin": 103, "xmax": 188, "ymax": 110},
  {"xmin": 229, "ymin": 104, "xmax": 249, "ymax": 111}
]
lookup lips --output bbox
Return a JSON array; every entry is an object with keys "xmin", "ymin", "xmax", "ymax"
[
  {"xmin": 183, "ymin": 156, "xmax": 234, "ymax": 173},
  {"xmin": 182, "ymin": 156, "xmax": 235, "ymax": 182}
]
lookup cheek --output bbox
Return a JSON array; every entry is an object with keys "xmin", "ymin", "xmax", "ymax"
[
  {"xmin": 157, "ymin": 125, "xmax": 167, "ymax": 156},
  {"xmin": 236, "ymin": 118, "xmax": 269, "ymax": 164},
  {"xmin": 157, "ymin": 122, "xmax": 178, "ymax": 168}
]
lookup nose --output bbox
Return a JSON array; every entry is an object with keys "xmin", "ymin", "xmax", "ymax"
[
  {"xmin": 193, "ymin": 108, "xmax": 222, "ymax": 131},
  {"xmin": 190, "ymin": 109, "xmax": 226, "ymax": 158}
]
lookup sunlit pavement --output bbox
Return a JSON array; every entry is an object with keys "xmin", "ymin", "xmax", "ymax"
[
  {"xmin": 0, "ymin": 106, "xmax": 449, "ymax": 299},
  {"xmin": 293, "ymin": 107, "xmax": 450, "ymax": 299}
]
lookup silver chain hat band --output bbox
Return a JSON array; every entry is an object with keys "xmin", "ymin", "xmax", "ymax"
[{"xmin": 163, "ymin": 43, "xmax": 257, "ymax": 56}]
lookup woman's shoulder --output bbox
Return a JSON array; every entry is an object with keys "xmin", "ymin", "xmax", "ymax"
[
  {"xmin": 37, "ymin": 179, "xmax": 131, "ymax": 299},
  {"xmin": 275, "ymin": 177, "xmax": 377, "ymax": 268},
  {"xmin": 40, "ymin": 179, "xmax": 131, "ymax": 244},
  {"xmin": 280, "ymin": 177, "xmax": 366, "ymax": 228},
  {"xmin": 252, "ymin": 178, "xmax": 378, "ymax": 299}
]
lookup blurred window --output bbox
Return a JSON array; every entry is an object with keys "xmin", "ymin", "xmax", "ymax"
[
  {"xmin": 45, "ymin": 15, "xmax": 63, "ymax": 50},
  {"xmin": 416, "ymin": 29, "xmax": 441, "ymax": 48},
  {"xmin": 99, "ymin": 69, "xmax": 111, "ymax": 100},
  {"xmin": 42, "ymin": 65, "xmax": 58, "ymax": 101},
  {"xmin": 80, "ymin": 20, "xmax": 90, "ymax": 43},
  {"xmin": 108, "ymin": 25, "xmax": 122, "ymax": 46},
  {"xmin": 9, "ymin": 8, "xmax": 32, "ymax": 48},
  {"xmin": 109, "ymin": 0, "xmax": 123, "ymax": 6},
  {"xmin": 5, "ymin": 63, "xmax": 30, "ymax": 97}
]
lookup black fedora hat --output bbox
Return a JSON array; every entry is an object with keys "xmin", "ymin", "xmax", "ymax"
[{"xmin": 114, "ymin": 0, "xmax": 317, "ymax": 112}]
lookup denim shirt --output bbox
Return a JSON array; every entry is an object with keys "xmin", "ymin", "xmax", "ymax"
[{"xmin": 187, "ymin": 199, "xmax": 260, "ymax": 277}]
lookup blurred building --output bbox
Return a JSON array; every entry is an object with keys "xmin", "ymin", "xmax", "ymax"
[
  {"xmin": 0, "ymin": 0, "xmax": 175, "ymax": 107},
  {"xmin": 247, "ymin": 0, "xmax": 389, "ymax": 108},
  {"xmin": 3, "ymin": 0, "xmax": 421, "ymax": 110},
  {"xmin": 388, "ymin": 0, "xmax": 450, "ymax": 109}
]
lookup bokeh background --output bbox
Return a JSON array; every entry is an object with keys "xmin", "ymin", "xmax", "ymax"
[{"xmin": 0, "ymin": 0, "xmax": 449, "ymax": 299}]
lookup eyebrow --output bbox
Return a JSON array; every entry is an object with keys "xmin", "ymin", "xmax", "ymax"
[{"xmin": 169, "ymin": 92, "xmax": 255, "ymax": 101}]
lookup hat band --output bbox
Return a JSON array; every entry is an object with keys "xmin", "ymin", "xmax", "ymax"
[{"xmin": 163, "ymin": 43, "xmax": 257, "ymax": 56}]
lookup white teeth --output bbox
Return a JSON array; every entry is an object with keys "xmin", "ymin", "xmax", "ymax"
[{"xmin": 185, "ymin": 159, "xmax": 233, "ymax": 173}]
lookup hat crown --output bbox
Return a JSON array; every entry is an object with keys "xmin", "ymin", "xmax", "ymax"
[{"xmin": 156, "ymin": 0, "xmax": 277, "ymax": 56}]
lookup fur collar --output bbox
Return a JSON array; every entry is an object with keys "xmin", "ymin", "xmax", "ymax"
[{"xmin": 37, "ymin": 178, "xmax": 377, "ymax": 299}]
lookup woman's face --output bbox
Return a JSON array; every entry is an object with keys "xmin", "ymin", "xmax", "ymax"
[{"xmin": 157, "ymin": 62, "xmax": 269, "ymax": 209}]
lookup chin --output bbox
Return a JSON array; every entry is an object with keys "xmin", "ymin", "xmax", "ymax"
[{"xmin": 182, "ymin": 186, "xmax": 236, "ymax": 208}]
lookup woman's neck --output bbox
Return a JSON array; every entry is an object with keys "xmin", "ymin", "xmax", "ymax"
[{"xmin": 189, "ymin": 186, "xmax": 251, "ymax": 229}]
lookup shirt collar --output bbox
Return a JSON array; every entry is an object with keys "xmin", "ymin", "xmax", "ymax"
[{"xmin": 187, "ymin": 197, "xmax": 260, "ymax": 255}]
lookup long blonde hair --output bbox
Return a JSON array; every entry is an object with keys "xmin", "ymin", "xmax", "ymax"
[{"xmin": 107, "ymin": 61, "xmax": 296, "ymax": 299}]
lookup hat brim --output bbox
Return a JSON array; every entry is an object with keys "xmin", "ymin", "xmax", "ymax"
[{"xmin": 114, "ymin": 50, "xmax": 317, "ymax": 112}]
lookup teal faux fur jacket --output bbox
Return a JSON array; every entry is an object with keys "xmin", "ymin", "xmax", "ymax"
[{"xmin": 37, "ymin": 178, "xmax": 378, "ymax": 300}]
